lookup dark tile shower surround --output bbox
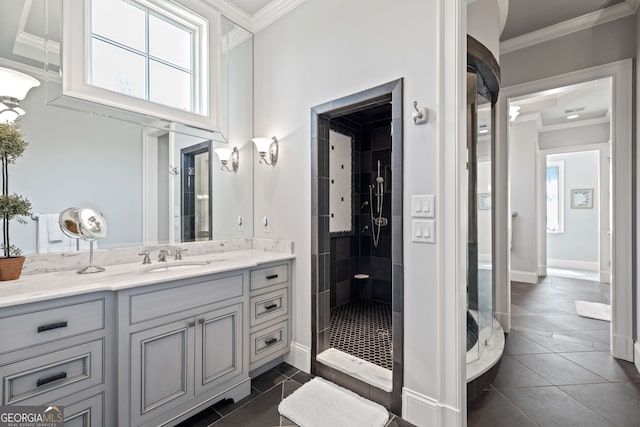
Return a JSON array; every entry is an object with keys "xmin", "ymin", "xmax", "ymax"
[{"xmin": 311, "ymin": 79, "xmax": 404, "ymax": 413}]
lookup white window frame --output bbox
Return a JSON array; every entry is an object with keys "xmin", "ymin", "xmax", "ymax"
[
  {"xmin": 62, "ymin": 0, "xmax": 221, "ymax": 132},
  {"xmin": 546, "ymin": 159, "xmax": 565, "ymax": 234}
]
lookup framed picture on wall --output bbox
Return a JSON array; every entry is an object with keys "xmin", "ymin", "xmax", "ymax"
[
  {"xmin": 478, "ymin": 193, "xmax": 491, "ymax": 210},
  {"xmin": 571, "ymin": 188, "xmax": 593, "ymax": 209}
]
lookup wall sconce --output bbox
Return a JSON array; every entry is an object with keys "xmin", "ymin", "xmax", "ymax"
[
  {"xmin": 214, "ymin": 146, "xmax": 239, "ymax": 172},
  {"xmin": 252, "ymin": 136, "xmax": 278, "ymax": 166},
  {"xmin": 0, "ymin": 67, "xmax": 40, "ymax": 123}
]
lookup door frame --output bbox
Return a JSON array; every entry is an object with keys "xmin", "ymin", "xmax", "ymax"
[{"xmin": 496, "ymin": 59, "xmax": 633, "ymax": 361}]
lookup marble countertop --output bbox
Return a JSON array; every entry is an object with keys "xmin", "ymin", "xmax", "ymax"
[{"xmin": 0, "ymin": 249, "xmax": 295, "ymax": 309}]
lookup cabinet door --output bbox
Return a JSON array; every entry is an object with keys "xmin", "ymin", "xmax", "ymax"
[
  {"xmin": 196, "ymin": 303, "xmax": 243, "ymax": 394},
  {"xmin": 130, "ymin": 318, "xmax": 195, "ymax": 426}
]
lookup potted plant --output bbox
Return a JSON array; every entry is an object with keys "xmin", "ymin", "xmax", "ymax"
[{"xmin": 0, "ymin": 122, "xmax": 31, "ymax": 281}]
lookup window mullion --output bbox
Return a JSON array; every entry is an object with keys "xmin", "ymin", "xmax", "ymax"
[{"xmin": 145, "ymin": 9, "xmax": 150, "ymax": 102}]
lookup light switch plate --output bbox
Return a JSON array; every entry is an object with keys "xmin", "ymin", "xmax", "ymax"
[
  {"xmin": 412, "ymin": 220, "xmax": 435, "ymax": 243},
  {"xmin": 411, "ymin": 195, "xmax": 435, "ymax": 218}
]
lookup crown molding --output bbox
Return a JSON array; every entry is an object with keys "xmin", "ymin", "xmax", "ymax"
[
  {"xmin": 206, "ymin": 0, "xmax": 307, "ymax": 33},
  {"xmin": 500, "ymin": 0, "xmax": 639, "ymax": 54}
]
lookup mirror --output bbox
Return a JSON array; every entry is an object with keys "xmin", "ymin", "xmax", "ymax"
[
  {"xmin": 60, "ymin": 206, "xmax": 108, "ymax": 273},
  {"xmin": 1, "ymin": 0, "xmax": 253, "ymax": 254}
]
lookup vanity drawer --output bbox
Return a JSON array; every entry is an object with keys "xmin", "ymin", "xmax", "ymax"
[
  {"xmin": 250, "ymin": 264, "xmax": 289, "ymax": 291},
  {"xmin": 250, "ymin": 287, "xmax": 288, "ymax": 328},
  {"xmin": 249, "ymin": 320, "xmax": 289, "ymax": 367},
  {"xmin": 0, "ymin": 299, "xmax": 104, "ymax": 354},
  {"xmin": 129, "ymin": 274, "xmax": 243, "ymax": 324},
  {"xmin": 1, "ymin": 339, "xmax": 103, "ymax": 405}
]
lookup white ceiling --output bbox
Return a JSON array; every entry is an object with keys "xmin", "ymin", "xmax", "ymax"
[
  {"xmin": 501, "ymin": 0, "xmax": 626, "ymax": 40},
  {"xmin": 226, "ymin": 0, "xmax": 274, "ymax": 16}
]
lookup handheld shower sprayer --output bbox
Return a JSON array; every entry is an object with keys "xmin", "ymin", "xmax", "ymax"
[{"xmin": 369, "ymin": 160, "xmax": 388, "ymax": 248}]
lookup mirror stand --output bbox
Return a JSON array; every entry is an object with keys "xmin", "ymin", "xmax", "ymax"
[{"xmin": 78, "ymin": 241, "xmax": 105, "ymax": 274}]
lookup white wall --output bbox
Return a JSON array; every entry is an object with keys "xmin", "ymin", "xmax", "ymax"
[
  {"xmin": 509, "ymin": 120, "xmax": 538, "ymax": 277},
  {"xmin": 468, "ymin": 0, "xmax": 501, "ymax": 61},
  {"xmin": 546, "ymin": 151, "xmax": 599, "ymax": 269},
  {"xmin": 500, "ymin": 15, "xmax": 637, "ymax": 87},
  {"xmin": 253, "ymin": 0, "xmax": 443, "ymax": 413}
]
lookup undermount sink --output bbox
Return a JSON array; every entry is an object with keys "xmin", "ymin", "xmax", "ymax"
[{"xmin": 145, "ymin": 261, "xmax": 209, "ymax": 273}]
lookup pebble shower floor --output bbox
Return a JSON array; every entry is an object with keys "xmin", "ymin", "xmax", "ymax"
[{"xmin": 329, "ymin": 299, "xmax": 393, "ymax": 370}]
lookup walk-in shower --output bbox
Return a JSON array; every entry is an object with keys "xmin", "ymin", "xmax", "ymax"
[{"xmin": 310, "ymin": 79, "xmax": 404, "ymax": 412}]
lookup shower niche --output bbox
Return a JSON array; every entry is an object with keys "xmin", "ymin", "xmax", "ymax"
[{"xmin": 311, "ymin": 79, "xmax": 403, "ymax": 413}]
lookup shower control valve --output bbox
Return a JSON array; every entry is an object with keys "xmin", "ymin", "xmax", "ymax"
[{"xmin": 374, "ymin": 217, "xmax": 388, "ymax": 227}]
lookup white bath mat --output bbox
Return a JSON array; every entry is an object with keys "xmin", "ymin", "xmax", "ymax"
[
  {"xmin": 575, "ymin": 300, "xmax": 611, "ymax": 321},
  {"xmin": 278, "ymin": 377, "xmax": 388, "ymax": 427}
]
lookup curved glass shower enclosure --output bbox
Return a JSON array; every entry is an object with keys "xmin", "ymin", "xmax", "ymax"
[{"xmin": 466, "ymin": 36, "xmax": 500, "ymax": 380}]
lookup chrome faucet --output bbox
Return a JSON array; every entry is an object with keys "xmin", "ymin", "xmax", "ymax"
[
  {"xmin": 138, "ymin": 251, "xmax": 151, "ymax": 265},
  {"xmin": 158, "ymin": 248, "xmax": 171, "ymax": 262},
  {"xmin": 174, "ymin": 248, "xmax": 188, "ymax": 260}
]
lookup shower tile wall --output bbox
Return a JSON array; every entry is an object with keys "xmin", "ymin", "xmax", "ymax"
[{"xmin": 330, "ymin": 116, "xmax": 393, "ymax": 308}]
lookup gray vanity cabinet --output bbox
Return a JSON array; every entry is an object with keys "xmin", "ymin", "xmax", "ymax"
[
  {"xmin": 118, "ymin": 272, "xmax": 250, "ymax": 427},
  {"xmin": 0, "ymin": 293, "xmax": 115, "ymax": 427}
]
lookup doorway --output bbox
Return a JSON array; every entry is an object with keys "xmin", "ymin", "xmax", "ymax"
[
  {"xmin": 181, "ymin": 141, "xmax": 212, "ymax": 242},
  {"xmin": 501, "ymin": 60, "xmax": 632, "ymax": 362},
  {"xmin": 310, "ymin": 79, "xmax": 404, "ymax": 413}
]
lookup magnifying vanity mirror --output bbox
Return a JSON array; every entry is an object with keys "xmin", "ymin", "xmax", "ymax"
[
  {"xmin": 59, "ymin": 207, "xmax": 108, "ymax": 274},
  {"xmin": 1, "ymin": 1, "xmax": 254, "ymax": 255}
]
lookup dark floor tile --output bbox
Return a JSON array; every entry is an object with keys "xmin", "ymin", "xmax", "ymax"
[
  {"xmin": 544, "ymin": 314, "xmax": 610, "ymax": 331},
  {"xmin": 175, "ymin": 407, "xmax": 221, "ymax": 427},
  {"xmin": 213, "ymin": 388, "xmax": 262, "ymax": 417},
  {"xmin": 560, "ymin": 382, "xmax": 640, "ymax": 427},
  {"xmin": 504, "ymin": 332, "xmax": 551, "ymax": 355},
  {"xmin": 467, "ymin": 389, "xmax": 537, "ymax": 427},
  {"xmin": 252, "ymin": 369, "xmax": 288, "ymax": 392},
  {"xmin": 211, "ymin": 385, "xmax": 283, "ymax": 427},
  {"xmin": 282, "ymin": 379, "xmax": 302, "ymax": 398},
  {"xmin": 274, "ymin": 362, "xmax": 300, "ymax": 378},
  {"xmin": 291, "ymin": 371, "xmax": 313, "ymax": 385},
  {"xmin": 513, "ymin": 353, "xmax": 608, "ymax": 385},
  {"xmin": 554, "ymin": 329, "xmax": 610, "ymax": 346},
  {"xmin": 500, "ymin": 386, "xmax": 614, "ymax": 426},
  {"xmin": 510, "ymin": 314, "xmax": 575, "ymax": 333},
  {"xmin": 491, "ymin": 355, "xmax": 551, "ymax": 389},
  {"xmin": 559, "ymin": 351, "xmax": 640, "ymax": 382},
  {"xmin": 518, "ymin": 331, "xmax": 598, "ymax": 352},
  {"xmin": 280, "ymin": 415, "xmax": 299, "ymax": 426}
]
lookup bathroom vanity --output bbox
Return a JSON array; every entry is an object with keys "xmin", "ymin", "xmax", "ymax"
[{"xmin": 0, "ymin": 247, "xmax": 294, "ymax": 426}]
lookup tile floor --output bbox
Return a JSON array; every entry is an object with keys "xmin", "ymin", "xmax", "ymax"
[
  {"xmin": 330, "ymin": 299, "xmax": 393, "ymax": 370},
  {"xmin": 178, "ymin": 362, "xmax": 414, "ymax": 427},
  {"xmin": 468, "ymin": 274, "xmax": 640, "ymax": 426}
]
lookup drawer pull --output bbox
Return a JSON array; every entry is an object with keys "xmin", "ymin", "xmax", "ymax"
[
  {"xmin": 266, "ymin": 274, "xmax": 279, "ymax": 280},
  {"xmin": 264, "ymin": 303, "xmax": 278, "ymax": 311},
  {"xmin": 36, "ymin": 372, "xmax": 67, "ymax": 388},
  {"xmin": 264, "ymin": 337, "xmax": 278, "ymax": 346},
  {"xmin": 37, "ymin": 321, "xmax": 68, "ymax": 333}
]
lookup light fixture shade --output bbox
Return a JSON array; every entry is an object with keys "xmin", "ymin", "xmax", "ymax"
[
  {"xmin": 0, "ymin": 108, "xmax": 22, "ymax": 123},
  {"xmin": 252, "ymin": 137, "xmax": 274, "ymax": 153},
  {"xmin": 0, "ymin": 67, "xmax": 40, "ymax": 101},
  {"xmin": 214, "ymin": 147, "xmax": 233, "ymax": 161}
]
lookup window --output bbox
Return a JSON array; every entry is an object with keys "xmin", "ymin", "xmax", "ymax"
[
  {"xmin": 63, "ymin": 0, "xmax": 220, "ymax": 131},
  {"xmin": 546, "ymin": 160, "xmax": 564, "ymax": 233}
]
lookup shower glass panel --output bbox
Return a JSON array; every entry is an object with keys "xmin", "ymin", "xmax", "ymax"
[{"xmin": 467, "ymin": 71, "xmax": 494, "ymax": 363}]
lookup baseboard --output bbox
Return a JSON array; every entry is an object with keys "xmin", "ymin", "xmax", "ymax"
[
  {"xmin": 634, "ymin": 342, "xmax": 640, "ymax": 374},
  {"xmin": 478, "ymin": 253, "xmax": 491, "ymax": 263},
  {"xmin": 495, "ymin": 310, "xmax": 510, "ymax": 333},
  {"xmin": 510, "ymin": 270, "xmax": 538, "ymax": 284},
  {"xmin": 402, "ymin": 388, "xmax": 439, "ymax": 426},
  {"xmin": 612, "ymin": 334, "xmax": 634, "ymax": 362},
  {"xmin": 538, "ymin": 265, "xmax": 547, "ymax": 276},
  {"xmin": 284, "ymin": 341, "xmax": 311, "ymax": 373},
  {"xmin": 599, "ymin": 271, "xmax": 611, "ymax": 284},
  {"xmin": 547, "ymin": 258, "xmax": 598, "ymax": 272}
]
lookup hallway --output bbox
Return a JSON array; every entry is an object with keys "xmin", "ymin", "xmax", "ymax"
[{"xmin": 468, "ymin": 276, "xmax": 640, "ymax": 426}]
